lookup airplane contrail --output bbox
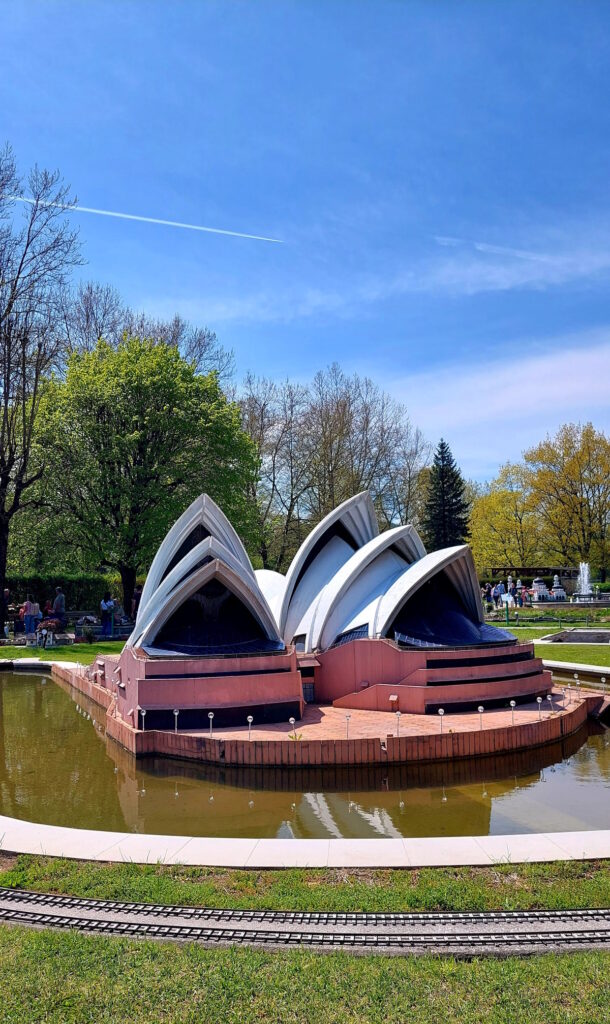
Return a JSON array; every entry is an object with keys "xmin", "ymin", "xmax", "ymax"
[{"xmin": 10, "ymin": 196, "xmax": 283, "ymax": 243}]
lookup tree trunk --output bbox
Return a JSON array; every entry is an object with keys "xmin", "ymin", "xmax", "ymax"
[
  {"xmin": 119, "ymin": 564, "xmax": 137, "ymax": 619},
  {"xmin": 0, "ymin": 516, "xmax": 9, "ymax": 603}
]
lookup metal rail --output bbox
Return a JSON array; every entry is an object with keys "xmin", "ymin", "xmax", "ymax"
[
  {"xmin": 1, "ymin": 888, "xmax": 610, "ymax": 956},
  {"xmin": 1, "ymin": 887, "xmax": 608, "ymax": 925}
]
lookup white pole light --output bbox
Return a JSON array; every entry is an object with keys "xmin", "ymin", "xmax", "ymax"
[
  {"xmin": 438, "ymin": 708, "xmax": 444, "ymax": 734},
  {"xmin": 208, "ymin": 711, "xmax": 214, "ymax": 739},
  {"xmin": 247, "ymin": 714, "xmax": 253, "ymax": 740},
  {"xmin": 537, "ymin": 696, "xmax": 543, "ymax": 720},
  {"xmin": 478, "ymin": 706, "xmax": 484, "ymax": 731},
  {"xmin": 510, "ymin": 699, "xmax": 516, "ymax": 726},
  {"xmin": 173, "ymin": 709, "xmax": 179, "ymax": 733}
]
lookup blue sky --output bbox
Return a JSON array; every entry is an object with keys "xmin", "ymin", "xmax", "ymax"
[{"xmin": 2, "ymin": 1, "xmax": 610, "ymax": 478}]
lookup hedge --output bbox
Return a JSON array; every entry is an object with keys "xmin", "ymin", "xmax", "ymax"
[{"xmin": 4, "ymin": 573, "xmax": 119, "ymax": 610}]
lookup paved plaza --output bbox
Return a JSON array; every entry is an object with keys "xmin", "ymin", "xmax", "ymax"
[{"xmin": 187, "ymin": 690, "xmax": 575, "ymax": 742}]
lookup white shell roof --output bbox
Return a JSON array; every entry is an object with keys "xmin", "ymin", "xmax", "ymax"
[
  {"xmin": 137, "ymin": 494, "xmax": 253, "ymax": 626},
  {"xmin": 137, "ymin": 558, "xmax": 282, "ymax": 651},
  {"xmin": 278, "ymin": 491, "xmax": 379, "ymax": 641},
  {"xmin": 136, "ymin": 491, "xmax": 484, "ymax": 657},
  {"xmin": 128, "ymin": 535, "xmax": 259, "ymax": 648},
  {"xmin": 303, "ymin": 525, "xmax": 426, "ymax": 652},
  {"xmin": 373, "ymin": 545, "xmax": 483, "ymax": 640}
]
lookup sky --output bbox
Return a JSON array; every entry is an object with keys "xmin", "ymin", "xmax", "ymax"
[{"xmin": 2, "ymin": 0, "xmax": 610, "ymax": 479}]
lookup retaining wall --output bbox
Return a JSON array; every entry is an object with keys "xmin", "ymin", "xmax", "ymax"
[{"xmin": 52, "ymin": 663, "xmax": 599, "ymax": 768}]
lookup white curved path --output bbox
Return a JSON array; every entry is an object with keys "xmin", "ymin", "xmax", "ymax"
[{"xmin": 1, "ymin": 815, "xmax": 609, "ymax": 867}]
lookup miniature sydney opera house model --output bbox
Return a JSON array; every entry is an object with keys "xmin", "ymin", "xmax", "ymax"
[{"xmin": 101, "ymin": 492, "xmax": 551, "ymax": 732}]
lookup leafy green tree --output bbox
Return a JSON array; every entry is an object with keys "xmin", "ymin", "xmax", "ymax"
[
  {"xmin": 421, "ymin": 438, "xmax": 469, "ymax": 550},
  {"xmin": 38, "ymin": 337, "xmax": 257, "ymax": 609}
]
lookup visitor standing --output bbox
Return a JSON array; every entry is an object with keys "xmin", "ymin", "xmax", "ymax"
[
  {"xmin": 23, "ymin": 594, "xmax": 40, "ymax": 635},
  {"xmin": 131, "ymin": 583, "xmax": 143, "ymax": 620},
  {"xmin": 52, "ymin": 586, "xmax": 66, "ymax": 623},
  {"xmin": 100, "ymin": 592, "xmax": 115, "ymax": 637}
]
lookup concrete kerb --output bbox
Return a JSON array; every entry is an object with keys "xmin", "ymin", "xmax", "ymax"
[
  {"xmin": 1, "ymin": 815, "xmax": 610, "ymax": 867},
  {"xmin": 0, "ymin": 656, "xmax": 608, "ymax": 868}
]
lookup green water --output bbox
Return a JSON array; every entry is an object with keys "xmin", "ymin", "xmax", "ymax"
[{"xmin": 0, "ymin": 671, "xmax": 609, "ymax": 839}]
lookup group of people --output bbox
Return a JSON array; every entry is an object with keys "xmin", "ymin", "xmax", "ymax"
[
  {"xmin": 0, "ymin": 586, "xmax": 66, "ymax": 638},
  {"xmin": 0, "ymin": 582, "xmax": 144, "ymax": 640},
  {"xmin": 482, "ymin": 580, "xmax": 529, "ymax": 609}
]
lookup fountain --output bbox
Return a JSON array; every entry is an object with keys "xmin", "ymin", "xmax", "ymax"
[{"xmin": 574, "ymin": 561, "xmax": 595, "ymax": 603}]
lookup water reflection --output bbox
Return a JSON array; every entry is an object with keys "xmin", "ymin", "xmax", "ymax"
[{"xmin": 0, "ymin": 672, "xmax": 608, "ymax": 839}]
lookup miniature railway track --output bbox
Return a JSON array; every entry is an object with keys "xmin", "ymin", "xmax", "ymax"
[{"xmin": 1, "ymin": 887, "xmax": 609, "ymax": 957}]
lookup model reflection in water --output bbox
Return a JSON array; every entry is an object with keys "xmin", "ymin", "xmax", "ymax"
[{"xmin": 0, "ymin": 672, "xmax": 608, "ymax": 839}]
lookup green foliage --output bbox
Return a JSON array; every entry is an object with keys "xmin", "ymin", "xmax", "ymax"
[
  {"xmin": 37, "ymin": 337, "xmax": 258, "ymax": 605},
  {"xmin": 421, "ymin": 438, "xmax": 469, "ymax": 549}
]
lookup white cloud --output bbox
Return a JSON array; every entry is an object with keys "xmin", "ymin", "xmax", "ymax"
[
  {"xmin": 168, "ymin": 236, "xmax": 610, "ymax": 326},
  {"xmin": 383, "ymin": 330, "xmax": 610, "ymax": 480}
]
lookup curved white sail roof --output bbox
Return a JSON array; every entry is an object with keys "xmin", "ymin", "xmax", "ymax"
[
  {"xmin": 304, "ymin": 524, "xmax": 426, "ymax": 652},
  {"xmin": 278, "ymin": 491, "xmax": 379, "ymax": 642},
  {"xmin": 254, "ymin": 569, "xmax": 287, "ymax": 622},
  {"xmin": 373, "ymin": 545, "xmax": 483, "ymax": 639},
  {"xmin": 128, "ymin": 535, "xmax": 257, "ymax": 648},
  {"xmin": 138, "ymin": 494, "xmax": 253, "ymax": 625},
  {"xmin": 137, "ymin": 557, "xmax": 282, "ymax": 653}
]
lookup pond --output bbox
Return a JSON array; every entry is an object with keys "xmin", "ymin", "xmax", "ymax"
[{"xmin": 0, "ymin": 671, "xmax": 609, "ymax": 839}]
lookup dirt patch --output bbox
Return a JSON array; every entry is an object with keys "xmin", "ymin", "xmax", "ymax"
[{"xmin": 0, "ymin": 852, "xmax": 18, "ymax": 872}]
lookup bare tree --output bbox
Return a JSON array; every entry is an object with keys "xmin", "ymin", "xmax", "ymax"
[
  {"xmin": 60, "ymin": 285, "xmax": 234, "ymax": 382},
  {"xmin": 241, "ymin": 363, "xmax": 430, "ymax": 569},
  {"xmin": 60, "ymin": 280, "xmax": 125, "ymax": 354},
  {"xmin": 302, "ymin": 364, "xmax": 430, "ymax": 527},
  {"xmin": 240, "ymin": 373, "xmax": 311, "ymax": 568},
  {"xmin": 0, "ymin": 145, "xmax": 82, "ymax": 592}
]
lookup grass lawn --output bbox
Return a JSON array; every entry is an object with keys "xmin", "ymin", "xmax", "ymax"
[
  {"xmin": 0, "ymin": 641, "xmax": 124, "ymax": 665},
  {"xmin": 533, "ymin": 643, "xmax": 610, "ymax": 668},
  {"xmin": 0, "ymin": 856, "xmax": 609, "ymax": 1023},
  {"xmin": 0, "ymin": 928, "xmax": 608, "ymax": 1024},
  {"xmin": 2, "ymin": 855, "xmax": 610, "ymax": 914}
]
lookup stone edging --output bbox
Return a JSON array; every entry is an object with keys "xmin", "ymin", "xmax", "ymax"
[{"xmin": 1, "ymin": 814, "xmax": 609, "ymax": 867}]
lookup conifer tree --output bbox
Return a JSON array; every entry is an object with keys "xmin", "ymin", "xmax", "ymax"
[{"xmin": 421, "ymin": 439, "xmax": 469, "ymax": 549}]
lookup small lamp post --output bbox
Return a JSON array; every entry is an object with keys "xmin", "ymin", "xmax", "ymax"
[
  {"xmin": 602, "ymin": 676, "xmax": 606, "ymax": 696},
  {"xmin": 138, "ymin": 707, "xmax": 146, "ymax": 732},
  {"xmin": 289, "ymin": 716, "xmax": 296, "ymax": 738},
  {"xmin": 547, "ymin": 694, "xmax": 553, "ymax": 715},
  {"xmin": 208, "ymin": 711, "xmax": 214, "ymax": 739},
  {"xmin": 537, "ymin": 696, "xmax": 543, "ymax": 720},
  {"xmin": 345, "ymin": 713, "xmax": 351, "ymax": 740},
  {"xmin": 395, "ymin": 710, "xmax": 401, "ymax": 738},
  {"xmin": 438, "ymin": 708, "xmax": 444, "ymax": 734},
  {"xmin": 478, "ymin": 705, "xmax": 484, "ymax": 731},
  {"xmin": 247, "ymin": 714, "xmax": 253, "ymax": 740},
  {"xmin": 173, "ymin": 709, "xmax": 179, "ymax": 734},
  {"xmin": 510, "ymin": 699, "xmax": 516, "ymax": 726}
]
